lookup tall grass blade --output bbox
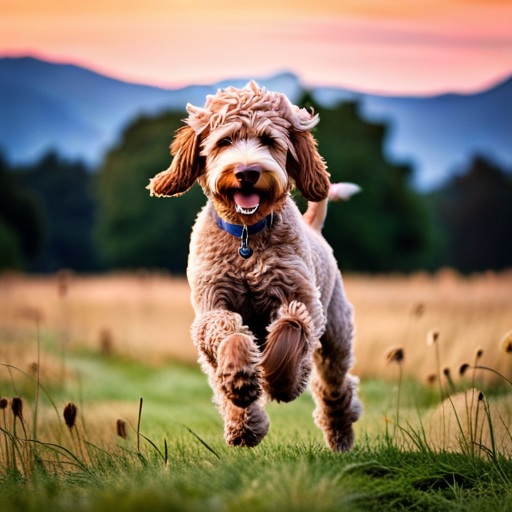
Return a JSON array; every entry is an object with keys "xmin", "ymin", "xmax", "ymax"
[
  {"xmin": 139, "ymin": 433, "xmax": 165, "ymax": 462},
  {"xmin": 25, "ymin": 438, "xmax": 89, "ymax": 471},
  {"xmin": 136, "ymin": 397, "xmax": 143, "ymax": 454},
  {"xmin": 181, "ymin": 424, "xmax": 221, "ymax": 459},
  {"xmin": 0, "ymin": 363, "xmax": 63, "ymax": 429},
  {"xmin": 84, "ymin": 440, "xmax": 120, "ymax": 462},
  {"xmin": 446, "ymin": 395, "xmax": 470, "ymax": 456},
  {"xmin": 0, "ymin": 425, "xmax": 27, "ymax": 475},
  {"xmin": 33, "ymin": 318, "xmax": 41, "ymax": 441},
  {"xmin": 472, "ymin": 366, "xmax": 512, "ymax": 387}
]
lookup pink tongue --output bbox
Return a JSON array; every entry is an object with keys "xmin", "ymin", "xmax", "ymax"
[{"xmin": 233, "ymin": 190, "xmax": 260, "ymax": 208}]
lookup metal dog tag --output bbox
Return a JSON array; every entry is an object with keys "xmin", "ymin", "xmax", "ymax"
[{"xmin": 239, "ymin": 225, "xmax": 253, "ymax": 259}]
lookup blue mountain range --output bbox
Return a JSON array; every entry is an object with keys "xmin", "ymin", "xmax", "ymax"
[{"xmin": 0, "ymin": 56, "xmax": 510, "ymax": 190}]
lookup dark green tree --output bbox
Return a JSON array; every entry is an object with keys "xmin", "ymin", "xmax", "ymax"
[
  {"xmin": 0, "ymin": 152, "xmax": 43, "ymax": 270},
  {"xmin": 0, "ymin": 218, "xmax": 21, "ymax": 270},
  {"xmin": 431, "ymin": 155, "xmax": 512, "ymax": 272},
  {"xmin": 17, "ymin": 151, "xmax": 99, "ymax": 272},
  {"xmin": 95, "ymin": 99, "xmax": 437, "ymax": 273},
  {"xmin": 298, "ymin": 96, "xmax": 437, "ymax": 272},
  {"xmin": 95, "ymin": 113, "xmax": 205, "ymax": 272}
]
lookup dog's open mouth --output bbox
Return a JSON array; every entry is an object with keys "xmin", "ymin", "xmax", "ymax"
[{"xmin": 233, "ymin": 189, "xmax": 260, "ymax": 215}]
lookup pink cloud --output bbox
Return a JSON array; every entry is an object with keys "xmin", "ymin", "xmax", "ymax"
[{"xmin": 1, "ymin": 4, "xmax": 511, "ymax": 94}]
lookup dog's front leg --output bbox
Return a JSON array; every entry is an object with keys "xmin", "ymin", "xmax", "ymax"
[
  {"xmin": 191, "ymin": 309, "xmax": 269, "ymax": 447},
  {"xmin": 262, "ymin": 293, "xmax": 325, "ymax": 403},
  {"xmin": 192, "ymin": 309, "xmax": 262, "ymax": 407}
]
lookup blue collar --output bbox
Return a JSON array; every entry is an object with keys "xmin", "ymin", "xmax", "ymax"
[{"xmin": 216, "ymin": 213, "xmax": 272, "ymax": 238}]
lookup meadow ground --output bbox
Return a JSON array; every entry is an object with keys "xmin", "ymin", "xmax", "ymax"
[{"xmin": 1, "ymin": 271, "xmax": 512, "ymax": 511}]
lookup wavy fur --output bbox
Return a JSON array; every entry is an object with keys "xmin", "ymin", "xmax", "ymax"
[
  {"xmin": 149, "ymin": 82, "xmax": 361, "ymax": 451},
  {"xmin": 147, "ymin": 126, "xmax": 204, "ymax": 197},
  {"xmin": 286, "ymin": 130, "xmax": 330, "ymax": 202}
]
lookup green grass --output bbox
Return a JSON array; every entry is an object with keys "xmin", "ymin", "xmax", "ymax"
[{"xmin": 1, "ymin": 346, "xmax": 512, "ymax": 512}]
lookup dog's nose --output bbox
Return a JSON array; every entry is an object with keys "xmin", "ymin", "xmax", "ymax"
[{"xmin": 235, "ymin": 165, "xmax": 262, "ymax": 186}]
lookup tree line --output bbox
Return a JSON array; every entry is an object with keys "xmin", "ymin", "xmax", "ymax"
[{"xmin": 1, "ymin": 98, "xmax": 511, "ymax": 274}]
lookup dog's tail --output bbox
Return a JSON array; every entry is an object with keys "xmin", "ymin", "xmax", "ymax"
[{"xmin": 302, "ymin": 182, "xmax": 361, "ymax": 232}]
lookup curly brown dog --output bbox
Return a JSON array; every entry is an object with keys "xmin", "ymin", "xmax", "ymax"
[{"xmin": 147, "ymin": 81, "xmax": 362, "ymax": 451}]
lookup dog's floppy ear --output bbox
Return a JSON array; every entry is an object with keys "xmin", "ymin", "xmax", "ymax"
[
  {"xmin": 147, "ymin": 125, "xmax": 204, "ymax": 197},
  {"xmin": 286, "ymin": 130, "xmax": 331, "ymax": 202}
]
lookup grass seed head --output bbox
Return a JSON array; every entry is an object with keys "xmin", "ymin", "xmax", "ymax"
[
  {"xmin": 426, "ymin": 374, "xmax": 437, "ymax": 385},
  {"xmin": 116, "ymin": 419, "xmax": 127, "ymax": 439},
  {"xmin": 386, "ymin": 346, "xmax": 404, "ymax": 364},
  {"xmin": 57, "ymin": 269, "xmax": 72, "ymax": 298},
  {"xmin": 475, "ymin": 347, "xmax": 484, "ymax": 361},
  {"xmin": 0, "ymin": 397, "xmax": 8, "ymax": 410},
  {"xmin": 17, "ymin": 306, "xmax": 43, "ymax": 323},
  {"xmin": 459, "ymin": 363, "xmax": 470, "ymax": 376},
  {"xmin": 427, "ymin": 330, "xmax": 439, "ymax": 346},
  {"xmin": 11, "ymin": 397, "xmax": 23, "ymax": 419},
  {"xmin": 58, "ymin": 282, "xmax": 68, "ymax": 298},
  {"xmin": 63, "ymin": 402, "xmax": 78, "ymax": 429},
  {"xmin": 443, "ymin": 367, "xmax": 451, "ymax": 378},
  {"xmin": 478, "ymin": 391, "xmax": 485, "ymax": 402},
  {"xmin": 501, "ymin": 332, "xmax": 512, "ymax": 354},
  {"xmin": 99, "ymin": 328, "xmax": 114, "ymax": 355},
  {"xmin": 412, "ymin": 302, "xmax": 425, "ymax": 318}
]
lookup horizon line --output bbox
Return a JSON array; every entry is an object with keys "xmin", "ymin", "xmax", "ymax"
[{"xmin": 3, "ymin": 51, "xmax": 511, "ymax": 99}]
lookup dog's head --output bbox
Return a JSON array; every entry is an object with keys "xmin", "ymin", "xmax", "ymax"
[{"xmin": 148, "ymin": 81, "xmax": 330, "ymax": 224}]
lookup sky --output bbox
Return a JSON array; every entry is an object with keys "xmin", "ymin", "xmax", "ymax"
[{"xmin": 1, "ymin": 0, "xmax": 512, "ymax": 95}]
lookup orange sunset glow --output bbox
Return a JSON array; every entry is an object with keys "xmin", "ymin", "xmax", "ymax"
[{"xmin": 1, "ymin": 0, "xmax": 512, "ymax": 94}]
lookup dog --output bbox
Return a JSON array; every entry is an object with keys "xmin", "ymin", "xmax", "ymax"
[{"xmin": 147, "ymin": 81, "xmax": 362, "ymax": 451}]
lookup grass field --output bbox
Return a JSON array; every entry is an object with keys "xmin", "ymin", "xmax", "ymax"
[{"xmin": 1, "ymin": 272, "xmax": 512, "ymax": 511}]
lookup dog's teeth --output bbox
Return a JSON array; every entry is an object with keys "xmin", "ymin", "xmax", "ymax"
[{"xmin": 235, "ymin": 204, "xmax": 259, "ymax": 215}]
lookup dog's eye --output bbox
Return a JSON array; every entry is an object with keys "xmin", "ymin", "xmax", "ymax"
[
  {"xmin": 217, "ymin": 137, "xmax": 232, "ymax": 148},
  {"xmin": 260, "ymin": 134, "xmax": 275, "ymax": 147}
]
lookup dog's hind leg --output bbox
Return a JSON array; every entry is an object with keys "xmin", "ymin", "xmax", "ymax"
[
  {"xmin": 192, "ymin": 309, "xmax": 269, "ymax": 447},
  {"xmin": 310, "ymin": 274, "xmax": 362, "ymax": 452}
]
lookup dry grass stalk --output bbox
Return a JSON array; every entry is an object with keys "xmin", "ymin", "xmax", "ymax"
[
  {"xmin": 137, "ymin": 398, "xmax": 143, "ymax": 454},
  {"xmin": 385, "ymin": 346, "xmax": 405, "ymax": 440},
  {"xmin": 0, "ymin": 397, "xmax": 9, "ymax": 467}
]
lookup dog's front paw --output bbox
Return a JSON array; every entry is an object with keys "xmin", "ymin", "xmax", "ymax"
[
  {"xmin": 223, "ymin": 401, "xmax": 269, "ymax": 447},
  {"xmin": 217, "ymin": 334, "xmax": 262, "ymax": 408}
]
